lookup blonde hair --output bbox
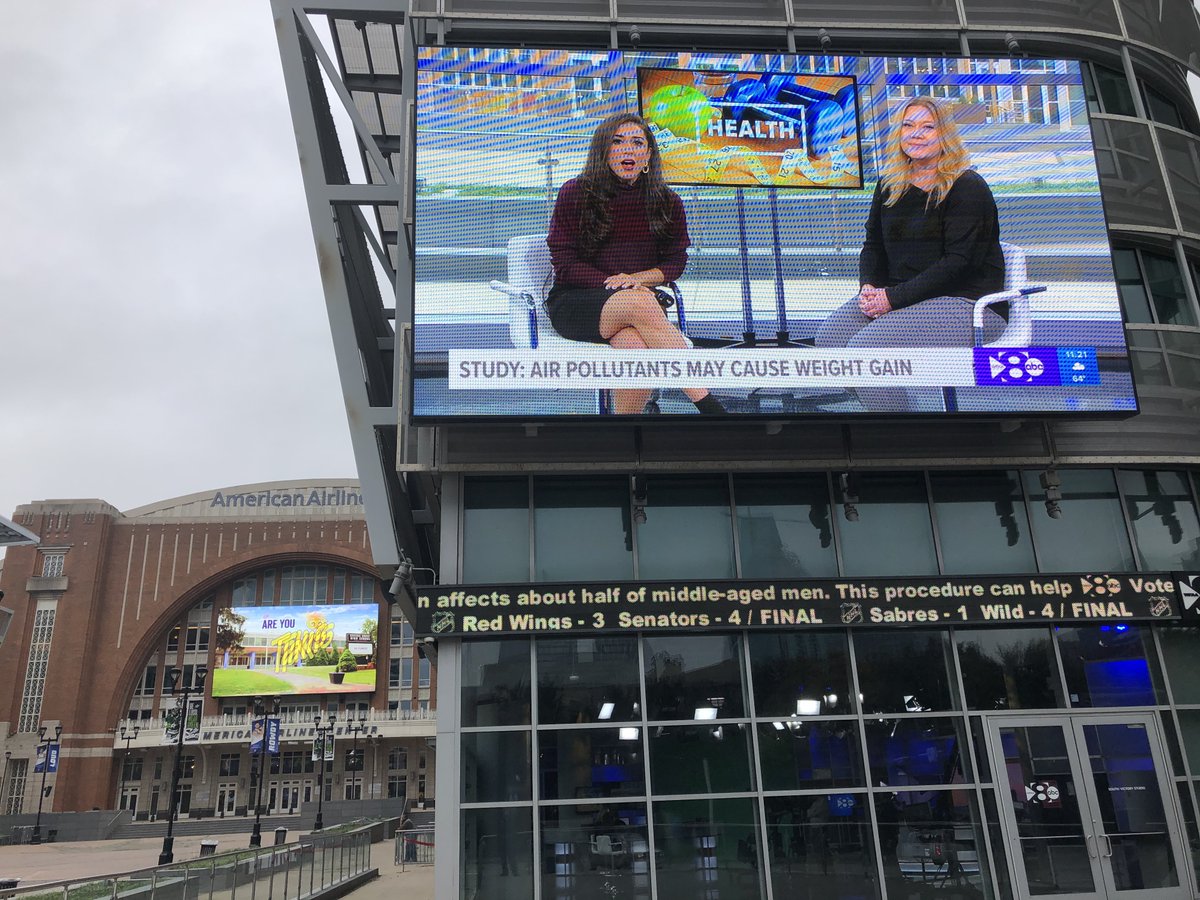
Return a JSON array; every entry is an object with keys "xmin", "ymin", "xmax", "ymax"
[{"xmin": 878, "ymin": 97, "xmax": 971, "ymax": 208}]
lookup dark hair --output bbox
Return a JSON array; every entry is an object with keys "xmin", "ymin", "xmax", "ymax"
[{"xmin": 575, "ymin": 112, "xmax": 676, "ymax": 257}]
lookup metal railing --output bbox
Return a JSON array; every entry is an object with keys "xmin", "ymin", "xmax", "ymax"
[
  {"xmin": 0, "ymin": 825, "xmax": 374, "ymax": 900},
  {"xmin": 394, "ymin": 828, "xmax": 435, "ymax": 869}
]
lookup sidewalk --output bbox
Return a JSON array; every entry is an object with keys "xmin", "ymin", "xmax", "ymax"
[
  {"xmin": 0, "ymin": 835, "xmax": 433, "ymax": 900},
  {"xmin": 0, "ymin": 835, "xmax": 232, "ymax": 884},
  {"xmin": 349, "ymin": 848, "xmax": 433, "ymax": 900}
]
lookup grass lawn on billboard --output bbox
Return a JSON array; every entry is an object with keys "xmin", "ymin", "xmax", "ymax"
[{"xmin": 211, "ymin": 666, "xmax": 376, "ymax": 697}]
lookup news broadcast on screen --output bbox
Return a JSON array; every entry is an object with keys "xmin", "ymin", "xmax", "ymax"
[{"xmin": 412, "ymin": 48, "xmax": 1136, "ymax": 419}]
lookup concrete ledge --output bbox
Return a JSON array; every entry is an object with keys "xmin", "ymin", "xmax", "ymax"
[{"xmin": 314, "ymin": 868, "xmax": 378, "ymax": 900}]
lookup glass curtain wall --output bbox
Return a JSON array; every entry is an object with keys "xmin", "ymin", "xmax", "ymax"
[
  {"xmin": 461, "ymin": 469, "xmax": 1200, "ymax": 583},
  {"xmin": 457, "ymin": 624, "xmax": 1200, "ymax": 900}
]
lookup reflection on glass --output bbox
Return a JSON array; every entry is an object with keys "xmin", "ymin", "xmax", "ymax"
[
  {"xmin": 462, "ymin": 731, "xmax": 531, "ymax": 803},
  {"xmin": 1142, "ymin": 249, "xmax": 1197, "ymax": 327},
  {"xmin": 462, "ymin": 807, "xmax": 534, "ymax": 898},
  {"xmin": 461, "ymin": 640, "xmax": 530, "ymax": 727},
  {"xmin": 855, "ymin": 630, "xmax": 955, "ymax": 714},
  {"xmin": 653, "ymin": 798, "xmax": 764, "ymax": 900},
  {"xmin": 1056, "ymin": 625, "xmax": 1165, "ymax": 707},
  {"xmin": 1173, "ymin": 710, "xmax": 1200, "ymax": 781},
  {"xmin": 733, "ymin": 473, "xmax": 837, "ymax": 577},
  {"xmin": 538, "ymin": 728, "xmax": 646, "ymax": 801},
  {"xmin": 764, "ymin": 793, "xmax": 879, "ymax": 900},
  {"xmin": 463, "ymin": 478, "xmax": 529, "ymax": 583},
  {"xmin": 758, "ymin": 721, "xmax": 864, "ymax": 790},
  {"xmin": 955, "ymin": 628, "xmax": 1062, "ymax": 710},
  {"xmin": 636, "ymin": 476, "xmax": 735, "ymax": 580},
  {"xmin": 643, "ymin": 634, "xmax": 746, "ymax": 720},
  {"xmin": 540, "ymin": 803, "xmax": 651, "ymax": 900},
  {"xmin": 1023, "ymin": 469, "xmax": 1135, "ymax": 572},
  {"xmin": 865, "ymin": 717, "xmax": 969, "ymax": 787},
  {"xmin": 876, "ymin": 790, "xmax": 989, "ymax": 900},
  {"xmin": 1172, "ymin": 779, "xmax": 1200, "ymax": 894},
  {"xmin": 1119, "ymin": 470, "xmax": 1200, "ymax": 570},
  {"xmin": 534, "ymin": 476, "xmax": 633, "ymax": 581},
  {"xmin": 748, "ymin": 631, "xmax": 854, "ymax": 717},
  {"xmin": 836, "ymin": 471, "xmax": 938, "ymax": 577},
  {"xmin": 981, "ymin": 789, "xmax": 1013, "ymax": 900},
  {"xmin": 1160, "ymin": 711, "xmax": 1186, "ymax": 776},
  {"xmin": 996, "ymin": 724, "xmax": 1095, "ymax": 895},
  {"xmin": 1083, "ymin": 722, "xmax": 1179, "ymax": 889},
  {"xmin": 931, "ymin": 470, "xmax": 1037, "ymax": 574},
  {"xmin": 650, "ymin": 724, "xmax": 753, "ymax": 795},
  {"xmin": 537, "ymin": 637, "xmax": 641, "ymax": 724}
]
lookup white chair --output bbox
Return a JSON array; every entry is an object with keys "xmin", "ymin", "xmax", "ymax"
[
  {"xmin": 489, "ymin": 234, "xmax": 691, "ymax": 414},
  {"xmin": 589, "ymin": 833, "xmax": 628, "ymax": 871},
  {"xmin": 975, "ymin": 241, "xmax": 1044, "ymax": 348},
  {"xmin": 489, "ymin": 234, "xmax": 690, "ymax": 350},
  {"xmin": 941, "ymin": 241, "xmax": 1046, "ymax": 411}
]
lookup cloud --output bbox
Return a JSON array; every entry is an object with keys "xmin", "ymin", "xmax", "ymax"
[{"xmin": 0, "ymin": 3, "xmax": 356, "ymax": 522}]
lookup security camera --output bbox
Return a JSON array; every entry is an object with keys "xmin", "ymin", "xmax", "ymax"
[
  {"xmin": 817, "ymin": 28, "xmax": 832, "ymax": 51},
  {"xmin": 629, "ymin": 25, "xmax": 641, "ymax": 47},
  {"xmin": 1004, "ymin": 32, "xmax": 1020, "ymax": 54}
]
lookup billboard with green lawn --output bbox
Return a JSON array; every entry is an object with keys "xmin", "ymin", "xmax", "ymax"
[{"xmin": 211, "ymin": 603, "xmax": 378, "ymax": 697}]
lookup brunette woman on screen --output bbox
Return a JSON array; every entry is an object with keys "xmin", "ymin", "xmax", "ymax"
[
  {"xmin": 546, "ymin": 112, "xmax": 723, "ymax": 415},
  {"xmin": 814, "ymin": 97, "xmax": 1005, "ymax": 411}
]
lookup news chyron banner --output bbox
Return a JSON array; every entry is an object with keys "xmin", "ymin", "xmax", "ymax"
[
  {"xmin": 413, "ymin": 48, "xmax": 1136, "ymax": 420},
  {"xmin": 412, "ymin": 573, "xmax": 1180, "ymax": 638}
]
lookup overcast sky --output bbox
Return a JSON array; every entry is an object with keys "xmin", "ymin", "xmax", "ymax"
[
  {"xmin": 1, "ymin": 3, "xmax": 355, "ymax": 522},
  {"xmin": 2, "ymin": 4, "xmax": 1199, "ymax": 531}
]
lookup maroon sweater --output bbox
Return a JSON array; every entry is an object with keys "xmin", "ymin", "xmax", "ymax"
[{"xmin": 547, "ymin": 177, "xmax": 690, "ymax": 289}]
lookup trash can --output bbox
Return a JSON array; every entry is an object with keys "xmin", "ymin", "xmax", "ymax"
[
  {"xmin": 200, "ymin": 840, "xmax": 219, "ymax": 857},
  {"xmin": 274, "ymin": 828, "xmax": 287, "ymax": 846}
]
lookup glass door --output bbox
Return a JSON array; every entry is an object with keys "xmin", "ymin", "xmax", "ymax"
[
  {"xmin": 120, "ymin": 786, "xmax": 139, "ymax": 814},
  {"xmin": 217, "ymin": 783, "xmax": 236, "ymax": 816},
  {"xmin": 986, "ymin": 714, "xmax": 1188, "ymax": 900}
]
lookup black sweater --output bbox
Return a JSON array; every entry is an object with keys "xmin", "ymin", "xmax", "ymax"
[{"xmin": 859, "ymin": 169, "xmax": 1005, "ymax": 311}]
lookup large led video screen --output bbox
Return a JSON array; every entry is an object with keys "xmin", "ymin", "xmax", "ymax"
[
  {"xmin": 413, "ymin": 49, "xmax": 1136, "ymax": 419},
  {"xmin": 211, "ymin": 604, "xmax": 377, "ymax": 697}
]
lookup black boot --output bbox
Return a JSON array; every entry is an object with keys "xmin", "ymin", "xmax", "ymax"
[{"xmin": 693, "ymin": 393, "xmax": 725, "ymax": 414}]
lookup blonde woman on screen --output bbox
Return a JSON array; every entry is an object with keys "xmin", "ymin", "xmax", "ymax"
[{"xmin": 814, "ymin": 97, "xmax": 1006, "ymax": 410}]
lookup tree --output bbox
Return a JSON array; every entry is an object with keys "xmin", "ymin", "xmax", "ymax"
[
  {"xmin": 215, "ymin": 608, "xmax": 247, "ymax": 654},
  {"xmin": 303, "ymin": 647, "xmax": 339, "ymax": 667},
  {"xmin": 362, "ymin": 617, "xmax": 378, "ymax": 662},
  {"xmin": 337, "ymin": 647, "xmax": 358, "ymax": 673}
]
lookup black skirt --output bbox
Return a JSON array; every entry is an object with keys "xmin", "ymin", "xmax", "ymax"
[
  {"xmin": 546, "ymin": 285, "xmax": 676, "ymax": 344},
  {"xmin": 545, "ymin": 285, "xmax": 613, "ymax": 344}
]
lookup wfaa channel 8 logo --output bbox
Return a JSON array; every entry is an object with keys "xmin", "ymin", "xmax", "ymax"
[{"xmin": 972, "ymin": 348, "xmax": 1100, "ymax": 387}]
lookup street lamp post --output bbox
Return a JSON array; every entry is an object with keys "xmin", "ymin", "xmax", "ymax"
[
  {"xmin": 159, "ymin": 665, "xmax": 208, "ymax": 865},
  {"xmin": 346, "ymin": 714, "xmax": 368, "ymax": 803},
  {"xmin": 2, "ymin": 750, "xmax": 11, "ymax": 815},
  {"xmin": 31, "ymin": 723, "xmax": 62, "ymax": 844},
  {"xmin": 313, "ymin": 715, "xmax": 335, "ymax": 831},
  {"xmin": 118, "ymin": 724, "xmax": 141, "ymax": 810},
  {"xmin": 249, "ymin": 696, "xmax": 281, "ymax": 848}
]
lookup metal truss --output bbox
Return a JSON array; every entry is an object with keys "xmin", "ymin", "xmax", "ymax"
[{"xmin": 271, "ymin": 0, "xmax": 1200, "ymax": 602}]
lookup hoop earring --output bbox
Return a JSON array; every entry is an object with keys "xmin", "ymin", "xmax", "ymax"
[{"xmin": 641, "ymin": 164, "xmax": 650, "ymax": 174}]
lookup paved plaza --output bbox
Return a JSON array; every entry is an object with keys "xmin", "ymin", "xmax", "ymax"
[{"xmin": 0, "ymin": 835, "xmax": 433, "ymax": 900}]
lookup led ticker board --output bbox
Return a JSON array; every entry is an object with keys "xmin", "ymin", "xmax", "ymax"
[
  {"xmin": 211, "ymin": 603, "xmax": 378, "ymax": 697},
  {"xmin": 413, "ymin": 48, "xmax": 1135, "ymax": 420},
  {"xmin": 412, "ymin": 574, "xmax": 1180, "ymax": 638}
]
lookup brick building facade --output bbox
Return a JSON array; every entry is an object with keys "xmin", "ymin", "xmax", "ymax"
[{"xmin": 0, "ymin": 481, "xmax": 435, "ymax": 820}]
